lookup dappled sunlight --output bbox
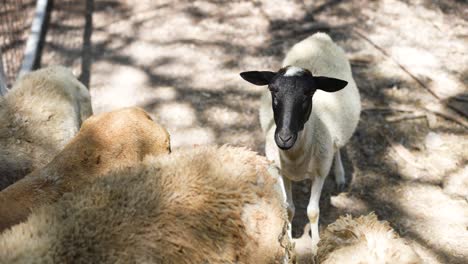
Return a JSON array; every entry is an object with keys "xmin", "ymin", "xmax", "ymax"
[
  {"xmin": 390, "ymin": 46, "xmax": 465, "ymax": 100},
  {"xmin": 427, "ymin": 73, "xmax": 466, "ymax": 100},
  {"xmin": 329, "ymin": 193, "xmax": 369, "ymax": 215},
  {"xmin": 390, "ymin": 47, "xmax": 439, "ymax": 69},
  {"xmin": 151, "ymin": 86, "xmax": 178, "ymax": 101},
  {"xmin": 257, "ymin": 0, "xmax": 304, "ymax": 21},
  {"xmin": 90, "ymin": 65, "xmax": 156, "ymax": 112},
  {"xmin": 360, "ymin": 0, "xmax": 467, "ymax": 101},
  {"xmin": 124, "ymin": 42, "xmax": 167, "ymax": 65},
  {"xmin": 169, "ymin": 127, "xmax": 215, "ymax": 148},
  {"xmin": 156, "ymin": 102, "xmax": 196, "ymax": 128},
  {"xmin": 384, "ymin": 130, "xmax": 465, "ymax": 184},
  {"xmin": 443, "ymin": 166, "xmax": 468, "ymax": 199},
  {"xmin": 88, "ymin": 1, "xmax": 277, "ymax": 152},
  {"xmin": 35, "ymin": 0, "xmax": 468, "ymax": 263},
  {"xmin": 410, "ymin": 240, "xmax": 445, "ymax": 264},
  {"xmin": 377, "ymin": 183, "xmax": 468, "ymax": 260},
  {"xmin": 204, "ymin": 106, "xmax": 254, "ymax": 127}
]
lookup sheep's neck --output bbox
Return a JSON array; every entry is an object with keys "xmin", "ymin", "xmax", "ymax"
[{"xmin": 278, "ymin": 123, "xmax": 314, "ymax": 178}]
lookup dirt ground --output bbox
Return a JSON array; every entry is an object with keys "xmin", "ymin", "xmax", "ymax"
[{"xmin": 41, "ymin": 0, "xmax": 467, "ymax": 263}]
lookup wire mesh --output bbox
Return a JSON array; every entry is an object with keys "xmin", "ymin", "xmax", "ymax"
[
  {"xmin": 41, "ymin": 0, "xmax": 91, "ymax": 87},
  {"xmin": 0, "ymin": 0, "xmax": 36, "ymax": 87}
]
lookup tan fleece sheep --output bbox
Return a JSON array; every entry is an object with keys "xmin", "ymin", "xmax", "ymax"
[
  {"xmin": 316, "ymin": 213, "xmax": 422, "ymax": 264},
  {"xmin": 0, "ymin": 146, "xmax": 292, "ymax": 264},
  {"xmin": 0, "ymin": 66, "xmax": 92, "ymax": 190},
  {"xmin": 0, "ymin": 107, "xmax": 171, "ymax": 232}
]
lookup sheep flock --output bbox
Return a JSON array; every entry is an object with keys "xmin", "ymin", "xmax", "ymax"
[{"xmin": 0, "ymin": 33, "xmax": 422, "ymax": 263}]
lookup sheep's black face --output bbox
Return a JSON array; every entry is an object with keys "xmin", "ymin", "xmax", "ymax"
[
  {"xmin": 240, "ymin": 66, "xmax": 348, "ymax": 150},
  {"xmin": 268, "ymin": 67, "xmax": 314, "ymax": 149}
]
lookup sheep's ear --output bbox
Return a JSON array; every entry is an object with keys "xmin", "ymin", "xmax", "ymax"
[
  {"xmin": 240, "ymin": 71, "xmax": 275, "ymax": 86},
  {"xmin": 314, "ymin": 76, "xmax": 348, "ymax": 92}
]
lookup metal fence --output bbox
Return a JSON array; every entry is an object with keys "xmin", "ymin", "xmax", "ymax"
[{"xmin": 0, "ymin": 0, "xmax": 48, "ymax": 91}]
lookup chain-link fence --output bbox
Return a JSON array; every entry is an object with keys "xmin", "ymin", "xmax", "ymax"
[
  {"xmin": 40, "ymin": 0, "xmax": 93, "ymax": 88},
  {"xmin": 0, "ymin": 0, "xmax": 47, "ymax": 91}
]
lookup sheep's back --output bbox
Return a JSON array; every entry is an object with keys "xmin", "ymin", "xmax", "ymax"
[{"xmin": 0, "ymin": 146, "xmax": 291, "ymax": 264}]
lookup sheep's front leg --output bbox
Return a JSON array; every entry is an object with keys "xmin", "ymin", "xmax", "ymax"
[
  {"xmin": 283, "ymin": 177, "xmax": 295, "ymax": 222},
  {"xmin": 267, "ymin": 165, "xmax": 294, "ymax": 239},
  {"xmin": 276, "ymin": 175, "xmax": 295, "ymax": 239},
  {"xmin": 307, "ymin": 174, "xmax": 326, "ymax": 255},
  {"xmin": 333, "ymin": 150, "xmax": 346, "ymax": 192}
]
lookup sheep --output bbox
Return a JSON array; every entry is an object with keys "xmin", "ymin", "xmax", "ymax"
[
  {"xmin": 0, "ymin": 65, "xmax": 92, "ymax": 190},
  {"xmin": 316, "ymin": 213, "xmax": 422, "ymax": 264},
  {"xmin": 240, "ymin": 32, "xmax": 361, "ymax": 253},
  {"xmin": 0, "ymin": 107, "xmax": 171, "ymax": 232},
  {"xmin": 0, "ymin": 145, "xmax": 293, "ymax": 264}
]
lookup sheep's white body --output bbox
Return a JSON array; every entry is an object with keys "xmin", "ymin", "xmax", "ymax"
[{"xmin": 259, "ymin": 33, "xmax": 361, "ymax": 252}]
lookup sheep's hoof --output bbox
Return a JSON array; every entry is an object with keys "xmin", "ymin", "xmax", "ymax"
[{"xmin": 336, "ymin": 183, "xmax": 347, "ymax": 193}]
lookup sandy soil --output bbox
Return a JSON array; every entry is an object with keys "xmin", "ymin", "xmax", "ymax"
[{"xmin": 41, "ymin": 0, "xmax": 467, "ymax": 263}]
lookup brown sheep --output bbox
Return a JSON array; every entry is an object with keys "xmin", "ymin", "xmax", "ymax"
[
  {"xmin": 0, "ymin": 107, "xmax": 171, "ymax": 232},
  {"xmin": 0, "ymin": 146, "xmax": 292, "ymax": 263},
  {"xmin": 0, "ymin": 66, "xmax": 92, "ymax": 190},
  {"xmin": 316, "ymin": 213, "xmax": 422, "ymax": 264}
]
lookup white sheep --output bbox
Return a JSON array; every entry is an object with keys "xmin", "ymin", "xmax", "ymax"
[
  {"xmin": 240, "ymin": 32, "xmax": 361, "ymax": 253},
  {"xmin": 0, "ymin": 145, "xmax": 293, "ymax": 263},
  {"xmin": 317, "ymin": 213, "xmax": 422, "ymax": 263},
  {"xmin": 0, "ymin": 65, "xmax": 92, "ymax": 190}
]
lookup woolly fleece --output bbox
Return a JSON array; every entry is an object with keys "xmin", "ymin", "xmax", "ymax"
[
  {"xmin": 317, "ymin": 213, "xmax": 422, "ymax": 264},
  {"xmin": 0, "ymin": 146, "xmax": 290, "ymax": 263},
  {"xmin": 0, "ymin": 66, "xmax": 92, "ymax": 190},
  {"xmin": 0, "ymin": 107, "xmax": 170, "ymax": 232}
]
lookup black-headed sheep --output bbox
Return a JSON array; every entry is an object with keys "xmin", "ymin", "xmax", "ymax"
[{"xmin": 240, "ymin": 32, "xmax": 361, "ymax": 253}]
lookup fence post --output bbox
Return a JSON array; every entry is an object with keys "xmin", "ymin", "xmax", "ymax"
[
  {"xmin": 0, "ymin": 47, "xmax": 8, "ymax": 96},
  {"xmin": 19, "ymin": 0, "xmax": 50, "ymax": 78}
]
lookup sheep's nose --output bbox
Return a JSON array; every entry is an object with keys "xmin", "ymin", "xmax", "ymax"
[
  {"xmin": 275, "ymin": 130, "xmax": 297, "ymax": 150},
  {"xmin": 278, "ymin": 132, "xmax": 292, "ymax": 142}
]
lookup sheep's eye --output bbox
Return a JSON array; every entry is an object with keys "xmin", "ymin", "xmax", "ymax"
[{"xmin": 269, "ymin": 84, "xmax": 279, "ymax": 93}]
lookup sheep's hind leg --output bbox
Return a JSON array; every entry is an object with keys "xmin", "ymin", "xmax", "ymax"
[
  {"xmin": 333, "ymin": 150, "xmax": 346, "ymax": 192},
  {"xmin": 307, "ymin": 175, "xmax": 326, "ymax": 255}
]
